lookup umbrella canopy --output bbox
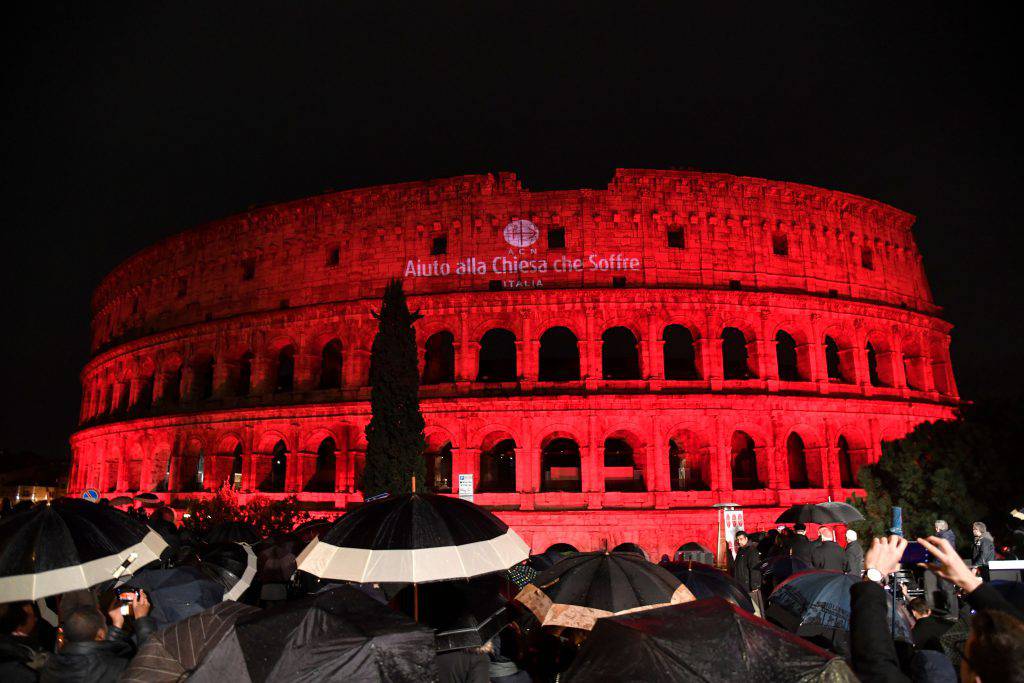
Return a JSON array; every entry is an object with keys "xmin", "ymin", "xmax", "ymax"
[
  {"xmin": 515, "ymin": 551, "xmax": 695, "ymax": 631},
  {"xmin": 0, "ymin": 498, "xmax": 167, "ymax": 600},
  {"xmin": 204, "ymin": 521, "xmax": 261, "ymax": 545},
  {"xmin": 292, "ymin": 519, "xmax": 334, "ymax": 544},
  {"xmin": 122, "ymin": 600, "xmax": 260, "ymax": 683},
  {"xmin": 659, "ymin": 560, "xmax": 755, "ymax": 613},
  {"xmin": 760, "ymin": 555, "xmax": 813, "ymax": 588},
  {"xmin": 296, "ymin": 492, "xmax": 529, "ymax": 583},
  {"xmin": 134, "ymin": 492, "xmax": 160, "ymax": 501},
  {"xmin": 110, "ymin": 496, "xmax": 134, "ymax": 506},
  {"xmin": 196, "ymin": 542, "xmax": 257, "ymax": 602},
  {"xmin": 188, "ymin": 584, "xmax": 437, "ymax": 683},
  {"xmin": 562, "ymin": 598, "xmax": 856, "ymax": 682},
  {"xmin": 776, "ymin": 502, "xmax": 865, "ymax": 525},
  {"xmin": 507, "ymin": 562, "xmax": 538, "ymax": 590},
  {"xmin": 126, "ymin": 566, "xmax": 225, "ymax": 629},
  {"xmin": 674, "ymin": 542, "xmax": 715, "ymax": 564},
  {"xmin": 394, "ymin": 576, "xmax": 513, "ymax": 652},
  {"xmin": 769, "ymin": 570, "xmax": 911, "ymax": 641}
]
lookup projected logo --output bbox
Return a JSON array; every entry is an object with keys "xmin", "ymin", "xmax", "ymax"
[{"xmin": 503, "ymin": 219, "xmax": 540, "ymax": 248}]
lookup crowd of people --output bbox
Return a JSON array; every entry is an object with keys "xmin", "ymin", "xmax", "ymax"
[{"xmin": 2, "ymin": 499, "xmax": 1023, "ymax": 682}]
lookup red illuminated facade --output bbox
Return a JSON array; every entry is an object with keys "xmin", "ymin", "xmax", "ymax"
[{"xmin": 69, "ymin": 169, "xmax": 958, "ymax": 559}]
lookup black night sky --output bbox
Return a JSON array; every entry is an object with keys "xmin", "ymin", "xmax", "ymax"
[{"xmin": 2, "ymin": 4, "xmax": 1021, "ymax": 462}]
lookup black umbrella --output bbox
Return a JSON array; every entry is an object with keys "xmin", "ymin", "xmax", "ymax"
[
  {"xmin": 292, "ymin": 518, "xmax": 333, "ymax": 544},
  {"xmin": 760, "ymin": 555, "xmax": 813, "ymax": 592},
  {"xmin": 515, "ymin": 551, "xmax": 694, "ymax": 630},
  {"xmin": 134, "ymin": 492, "xmax": 160, "ymax": 501},
  {"xmin": 126, "ymin": 566, "xmax": 224, "ymax": 629},
  {"xmin": 562, "ymin": 598, "xmax": 856, "ymax": 682},
  {"xmin": 394, "ymin": 576, "xmax": 513, "ymax": 652},
  {"xmin": 674, "ymin": 541, "xmax": 715, "ymax": 564},
  {"xmin": 295, "ymin": 492, "xmax": 529, "ymax": 583},
  {"xmin": 776, "ymin": 502, "xmax": 865, "ymax": 525},
  {"xmin": 659, "ymin": 560, "xmax": 755, "ymax": 613},
  {"xmin": 0, "ymin": 498, "xmax": 166, "ymax": 600},
  {"xmin": 188, "ymin": 584, "xmax": 437, "ymax": 682},
  {"xmin": 255, "ymin": 533, "xmax": 301, "ymax": 583},
  {"xmin": 204, "ymin": 521, "xmax": 261, "ymax": 545},
  {"xmin": 110, "ymin": 496, "xmax": 134, "ymax": 506},
  {"xmin": 197, "ymin": 542, "xmax": 257, "ymax": 602}
]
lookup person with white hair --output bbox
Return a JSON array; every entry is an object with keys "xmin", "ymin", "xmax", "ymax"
[
  {"xmin": 811, "ymin": 526, "xmax": 846, "ymax": 571},
  {"xmin": 924, "ymin": 518, "xmax": 960, "ymax": 618},
  {"xmin": 844, "ymin": 529, "xmax": 864, "ymax": 576}
]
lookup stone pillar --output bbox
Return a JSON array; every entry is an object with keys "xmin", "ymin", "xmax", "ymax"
[
  {"xmin": 213, "ymin": 357, "xmax": 233, "ymax": 397},
  {"xmin": 346, "ymin": 349, "xmax": 371, "ymax": 387},
  {"xmin": 294, "ymin": 452, "xmax": 316, "ymax": 492},
  {"xmin": 879, "ymin": 350, "xmax": 904, "ymax": 388},
  {"xmin": 697, "ymin": 338, "xmax": 722, "ymax": 385},
  {"xmin": 457, "ymin": 342, "xmax": 479, "ymax": 383},
  {"xmin": 750, "ymin": 339, "xmax": 774, "ymax": 381},
  {"xmin": 295, "ymin": 353, "xmax": 319, "ymax": 392},
  {"xmin": 128, "ymin": 376, "xmax": 146, "ymax": 410},
  {"xmin": 800, "ymin": 342, "xmax": 822, "ymax": 383},
  {"xmin": 180, "ymin": 365, "xmax": 196, "ymax": 402},
  {"xmin": 251, "ymin": 356, "xmax": 273, "ymax": 395}
]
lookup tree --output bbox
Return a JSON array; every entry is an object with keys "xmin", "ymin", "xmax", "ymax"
[
  {"xmin": 848, "ymin": 399, "xmax": 1024, "ymax": 554},
  {"xmin": 361, "ymin": 278, "xmax": 426, "ymax": 497}
]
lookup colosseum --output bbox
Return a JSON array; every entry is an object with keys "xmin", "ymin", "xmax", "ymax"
[{"xmin": 68, "ymin": 169, "xmax": 959, "ymax": 559}]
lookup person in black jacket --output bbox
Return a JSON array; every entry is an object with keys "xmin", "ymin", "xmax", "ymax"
[
  {"xmin": 41, "ymin": 592, "xmax": 154, "ymax": 683},
  {"xmin": 811, "ymin": 527, "xmax": 846, "ymax": 571},
  {"xmin": 844, "ymin": 529, "xmax": 865, "ymax": 576},
  {"xmin": 972, "ymin": 522, "xmax": 996, "ymax": 580},
  {"xmin": 789, "ymin": 522, "xmax": 814, "ymax": 564},
  {"xmin": 907, "ymin": 597, "xmax": 952, "ymax": 652},
  {"xmin": 730, "ymin": 531, "xmax": 763, "ymax": 614}
]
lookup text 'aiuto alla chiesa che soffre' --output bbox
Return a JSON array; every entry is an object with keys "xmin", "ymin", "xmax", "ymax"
[{"xmin": 69, "ymin": 169, "xmax": 958, "ymax": 559}]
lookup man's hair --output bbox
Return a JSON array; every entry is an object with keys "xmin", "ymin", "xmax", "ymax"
[
  {"xmin": 734, "ymin": 530, "xmax": 747, "ymax": 539},
  {"xmin": 63, "ymin": 606, "xmax": 106, "ymax": 643},
  {"xmin": 152, "ymin": 506, "xmax": 176, "ymax": 524},
  {"xmin": 819, "ymin": 527, "xmax": 834, "ymax": 541},
  {"xmin": 846, "ymin": 529, "xmax": 858, "ymax": 541},
  {"xmin": 0, "ymin": 602, "xmax": 32, "ymax": 634},
  {"xmin": 974, "ymin": 521, "xmax": 988, "ymax": 534},
  {"xmin": 935, "ymin": 519, "xmax": 949, "ymax": 531},
  {"xmin": 969, "ymin": 609, "xmax": 1024, "ymax": 683},
  {"xmin": 908, "ymin": 597, "xmax": 931, "ymax": 617},
  {"xmin": 794, "ymin": 523, "xmax": 807, "ymax": 533}
]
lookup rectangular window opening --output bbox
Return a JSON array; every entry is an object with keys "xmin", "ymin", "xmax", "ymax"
[
  {"xmin": 488, "ymin": 279, "xmax": 504, "ymax": 291},
  {"xmin": 326, "ymin": 246, "xmax": 340, "ymax": 267},
  {"xmin": 242, "ymin": 258, "xmax": 256, "ymax": 281},
  {"xmin": 772, "ymin": 233, "xmax": 789, "ymax": 256},
  {"xmin": 667, "ymin": 229, "xmax": 685, "ymax": 249},
  {"xmin": 176, "ymin": 277, "xmax": 188, "ymax": 299},
  {"xmin": 612, "ymin": 276, "xmax": 627, "ymax": 288},
  {"xmin": 861, "ymin": 247, "xmax": 874, "ymax": 270},
  {"xmin": 729, "ymin": 279, "xmax": 742, "ymax": 291},
  {"xmin": 548, "ymin": 228, "xmax": 566, "ymax": 249},
  {"xmin": 431, "ymin": 235, "xmax": 448, "ymax": 255}
]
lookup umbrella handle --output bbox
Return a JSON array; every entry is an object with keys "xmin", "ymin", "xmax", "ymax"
[{"xmin": 112, "ymin": 552, "xmax": 139, "ymax": 578}]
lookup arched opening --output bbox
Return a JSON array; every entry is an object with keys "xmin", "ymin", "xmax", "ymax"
[
  {"xmin": 306, "ymin": 437, "xmax": 336, "ymax": 492},
  {"xmin": 259, "ymin": 440, "xmax": 288, "ymax": 492},
  {"xmin": 866, "ymin": 337, "xmax": 895, "ymax": 387},
  {"xmin": 787, "ymin": 432, "xmax": 809, "ymax": 488},
  {"xmin": 477, "ymin": 329, "xmax": 517, "ymax": 382},
  {"xmin": 730, "ymin": 431, "xmax": 762, "ymax": 490},
  {"xmin": 604, "ymin": 436, "xmax": 644, "ymax": 492},
  {"xmin": 162, "ymin": 364, "xmax": 182, "ymax": 404},
  {"xmin": 136, "ymin": 370, "xmax": 154, "ymax": 410},
  {"xmin": 541, "ymin": 437, "xmax": 581, "ymax": 492},
  {"xmin": 612, "ymin": 542, "xmax": 647, "ymax": 558},
  {"xmin": 235, "ymin": 351, "xmax": 254, "ymax": 396},
  {"xmin": 669, "ymin": 431, "xmax": 709, "ymax": 491},
  {"xmin": 824, "ymin": 336, "xmax": 847, "ymax": 382},
  {"xmin": 601, "ymin": 327, "xmax": 641, "ymax": 380},
  {"xmin": 422, "ymin": 331, "xmax": 455, "ymax": 385},
  {"xmin": 275, "ymin": 346, "xmax": 296, "ymax": 393},
  {"xmin": 424, "ymin": 441, "xmax": 453, "ymax": 492},
  {"xmin": 663, "ymin": 325, "xmax": 698, "ymax": 380},
  {"xmin": 320, "ymin": 340, "xmax": 344, "ymax": 390},
  {"xmin": 479, "ymin": 438, "xmax": 516, "ymax": 493},
  {"xmin": 545, "ymin": 543, "xmax": 578, "ymax": 555},
  {"xmin": 837, "ymin": 436, "xmax": 855, "ymax": 488},
  {"xmin": 230, "ymin": 443, "xmax": 244, "ymax": 490},
  {"xmin": 902, "ymin": 336, "xmax": 926, "ymax": 390},
  {"xmin": 929, "ymin": 338, "xmax": 953, "ymax": 395},
  {"xmin": 722, "ymin": 328, "xmax": 753, "ymax": 380},
  {"xmin": 192, "ymin": 355, "xmax": 215, "ymax": 400},
  {"xmin": 775, "ymin": 331, "xmax": 801, "ymax": 381},
  {"xmin": 153, "ymin": 451, "xmax": 171, "ymax": 492},
  {"xmin": 538, "ymin": 327, "xmax": 580, "ymax": 381},
  {"xmin": 866, "ymin": 342, "xmax": 881, "ymax": 386},
  {"xmin": 181, "ymin": 440, "xmax": 204, "ymax": 492}
]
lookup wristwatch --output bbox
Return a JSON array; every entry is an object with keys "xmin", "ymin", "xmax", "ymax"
[{"xmin": 864, "ymin": 567, "xmax": 884, "ymax": 583}]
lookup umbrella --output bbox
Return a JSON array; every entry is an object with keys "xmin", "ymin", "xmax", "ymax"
[
  {"xmin": 255, "ymin": 533, "xmax": 301, "ymax": 583},
  {"xmin": 760, "ymin": 555, "xmax": 813, "ymax": 591},
  {"xmin": 776, "ymin": 502, "xmax": 864, "ymax": 525},
  {"xmin": 110, "ymin": 496, "xmax": 133, "ymax": 506},
  {"xmin": 126, "ymin": 566, "xmax": 225, "ymax": 629},
  {"xmin": 674, "ymin": 541, "xmax": 715, "ymax": 564},
  {"xmin": 394, "ymin": 576, "xmax": 513, "ymax": 652},
  {"xmin": 768, "ymin": 570, "xmax": 911, "ymax": 642},
  {"xmin": 197, "ymin": 542, "xmax": 257, "ymax": 602},
  {"xmin": 292, "ymin": 519, "xmax": 333, "ymax": 544},
  {"xmin": 0, "ymin": 498, "xmax": 167, "ymax": 600},
  {"xmin": 296, "ymin": 492, "xmax": 529, "ymax": 584},
  {"xmin": 515, "ymin": 551, "xmax": 695, "ymax": 631},
  {"xmin": 122, "ymin": 600, "xmax": 260, "ymax": 683},
  {"xmin": 188, "ymin": 585, "xmax": 437, "ymax": 683},
  {"xmin": 507, "ymin": 562, "xmax": 538, "ymax": 590},
  {"xmin": 659, "ymin": 560, "xmax": 755, "ymax": 613},
  {"xmin": 204, "ymin": 521, "xmax": 261, "ymax": 545},
  {"xmin": 562, "ymin": 598, "xmax": 856, "ymax": 682},
  {"xmin": 134, "ymin": 492, "xmax": 160, "ymax": 501}
]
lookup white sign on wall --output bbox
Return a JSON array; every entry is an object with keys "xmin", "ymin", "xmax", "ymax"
[{"xmin": 458, "ymin": 474, "xmax": 474, "ymax": 502}]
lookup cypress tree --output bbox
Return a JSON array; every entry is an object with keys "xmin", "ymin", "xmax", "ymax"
[{"xmin": 361, "ymin": 278, "xmax": 426, "ymax": 497}]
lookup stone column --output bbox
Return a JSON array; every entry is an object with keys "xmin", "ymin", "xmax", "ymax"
[
  {"xmin": 346, "ymin": 349, "xmax": 371, "ymax": 387},
  {"xmin": 800, "ymin": 342, "xmax": 822, "ymax": 383},
  {"xmin": 251, "ymin": 356, "xmax": 273, "ymax": 395},
  {"xmin": 213, "ymin": 357, "xmax": 233, "ymax": 397},
  {"xmin": 697, "ymin": 338, "xmax": 722, "ymax": 385},
  {"xmin": 295, "ymin": 353, "xmax": 319, "ymax": 392},
  {"xmin": 750, "ymin": 339, "xmax": 774, "ymax": 381},
  {"xmin": 457, "ymin": 342, "xmax": 479, "ymax": 383},
  {"xmin": 180, "ymin": 365, "xmax": 196, "ymax": 402}
]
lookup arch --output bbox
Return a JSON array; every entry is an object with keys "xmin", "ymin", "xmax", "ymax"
[
  {"xmin": 730, "ymin": 431, "xmax": 763, "ymax": 490},
  {"xmin": 663, "ymin": 324, "xmax": 699, "ymax": 380},
  {"xmin": 541, "ymin": 437, "xmax": 581, "ymax": 492},
  {"xmin": 422, "ymin": 331, "xmax": 455, "ymax": 385},
  {"xmin": 612, "ymin": 542, "xmax": 648, "ymax": 559},
  {"xmin": 604, "ymin": 432, "xmax": 645, "ymax": 492},
  {"xmin": 775, "ymin": 330, "xmax": 801, "ymax": 381},
  {"xmin": 538, "ymin": 326, "xmax": 580, "ymax": 381},
  {"xmin": 786, "ymin": 432, "xmax": 809, "ymax": 488},
  {"xmin": 865, "ymin": 332, "xmax": 895, "ymax": 387},
  {"xmin": 305, "ymin": 437, "xmax": 337, "ymax": 492},
  {"xmin": 722, "ymin": 327, "xmax": 754, "ymax": 380},
  {"xmin": 319, "ymin": 339, "xmax": 344, "ymax": 390},
  {"xmin": 479, "ymin": 437, "xmax": 517, "ymax": 493},
  {"xmin": 601, "ymin": 326, "xmax": 641, "ymax": 380},
  {"xmin": 901, "ymin": 334, "xmax": 926, "ymax": 390},
  {"xmin": 191, "ymin": 354, "xmax": 215, "ymax": 401},
  {"xmin": 477, "ymin": 328, "xmax": 517, "ymax": 382},
  {"xmin": 836, "ymin": 432, "xmax": 870, "ymax": 488},
  {"xmin": 424, "ymin": 441, "xmax": 453, "ymax": 493},
  {"xmin": 668, "ymin": 429, "xmax": 710, "ymax": 491},
  {"xmin": 274, "ymin": 345, "xmax": 296, "ymax": 393},
  {"xmin": 258, "ymin": 440, "xmax": 288, "ymax": 492},
  {"xmin": 823, "ymin": 335, "xmax": 850, "ymax": 383},
  {"xmin": 545, "ymin": 543, "xmax": 579, "ymax": 555}
]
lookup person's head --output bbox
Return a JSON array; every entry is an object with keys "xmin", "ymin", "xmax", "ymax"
[
  {"xmin": 962, "ymin": 609, "xmax": 1024, "ymax": 683},
  {"xmin": 0, "ymin": 602, "xmax": 36, "ymax": 636},
  {"xmin": 63, "ymin": 606, "xmax": 107, "ymax": 643},
  {"xmin": 846, "ymin": 529, "xmax": 858, "ymax": 543},
  {"xmin": 908, "ymin": 597, "xmax": 932, "ymax": 619},
  {"xmin": 794, "ymin": 523, "xmax": 807, "ymax": 535},
  {"xmin": 735, "ymin": 531, "xmax": 748, "ymax": 547},
  {"xmin": 935, "ymin": 519, "xmax": 949, "ymax": 533},
  {"xmin": 973, "ymin": 522, "xmax": 987, "ymax": 539},
  {"xmin": 152, "ymin": 506, "xmax": 176, "ymax": 525},
  {"xmin": 819, "ymin": 527, "xmax": 834, "ymax": 542}
]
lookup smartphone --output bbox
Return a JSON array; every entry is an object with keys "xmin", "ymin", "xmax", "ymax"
[
  {"xmin": 900, "ymin": 542, "xmax": 932, "ymax": 565},
  {"xmin": 118, "ymin": 590, "xmax": 139, "ymax": 604}
]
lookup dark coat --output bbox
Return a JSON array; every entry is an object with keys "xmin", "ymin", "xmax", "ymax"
[
  {"xmin": 911, "ymin": 615, "xmax": 952, "ymax": 652},
  {"xmin": 40, "ymin": 619, "xmax": 155, "ymax": 683},
  {"xmin": 436, "ymin": 649, "xmax": 489, "ymax": 683},
  {"xmin": 972, "ymin": 534, "xmax": 995, "ymax": 568},
  {"xmin": 730, "ymin": 544, "xmax": 762, "ymax": 592},
  {"xmin": 0, "ymin": 635, "xmax": 39, "ymax": 683},
  {"xmin": 789, "ymin": 534, "xmax": 814, "ymax": 564},
  {"xmin": 844, "ymin": 540, "xmax": 864, "ymax": 575},
  {"xmin": 811, "ymin": 540, "xmax": 846, "ymax": 572},
  {"xmin": 850, "ymin": 580, "xmax": 911, "ymax": 683},
  {"xmin": 937, "ymin": 528, "xmax": 956, "ymax": 548}
]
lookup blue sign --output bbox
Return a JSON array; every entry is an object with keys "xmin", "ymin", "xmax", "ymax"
[
  {"xmin": 890, "ymin": 506, "xmax": 903, "ymax": 536},
  {"xmin": 82, "ymin": 489, "xmax": 100, "ymax": 503}
]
